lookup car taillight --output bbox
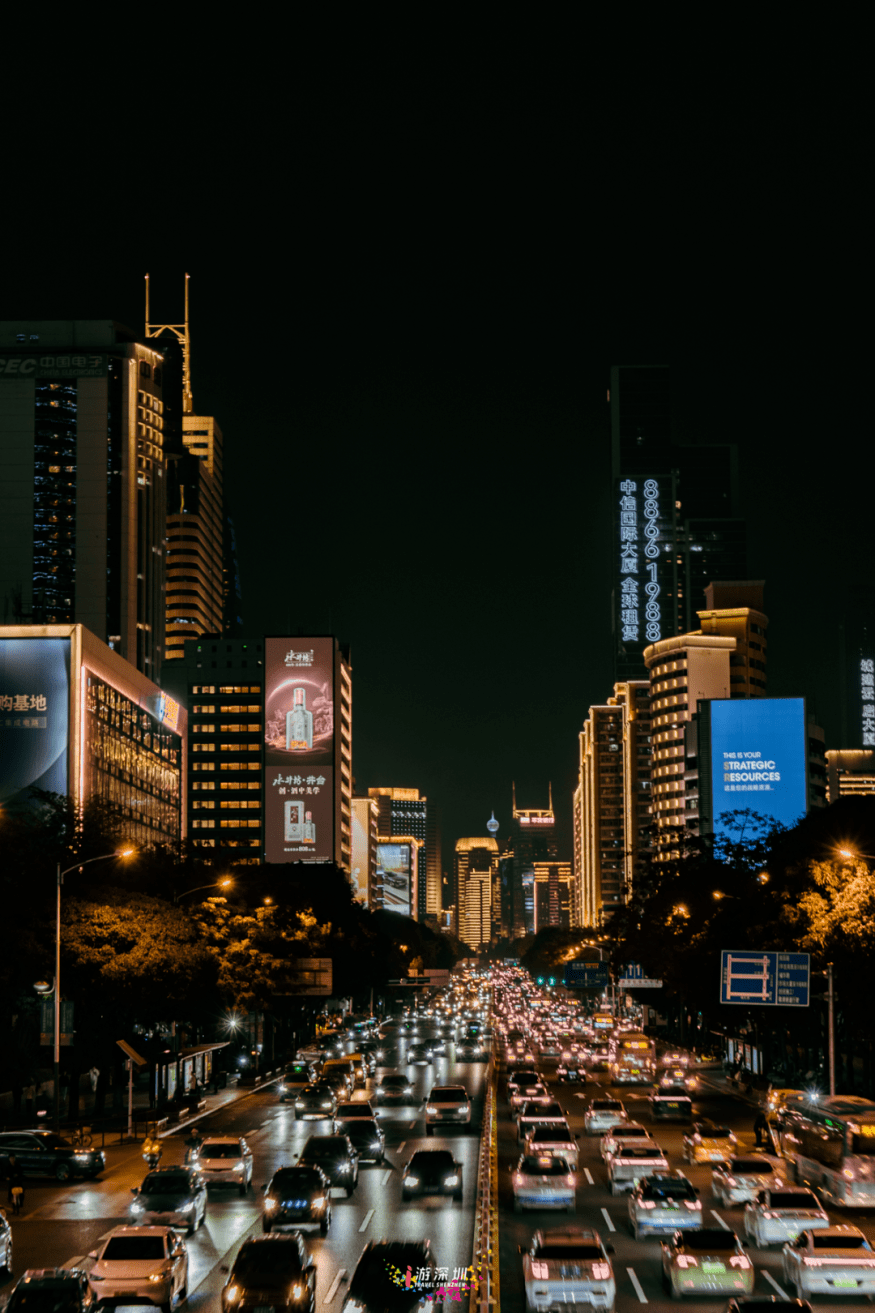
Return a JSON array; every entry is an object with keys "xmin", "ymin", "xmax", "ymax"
[
  {"xmin": 514, "ymin": 1174, "xmax": 523, "ymax": 1185},
  {"xmin": 592, "ymin": 1263, "xmax": 611, "ymax": 1279},
  {"xmin": 676, "ymin": 1256, "xmax": 698, "ymax": 1269},
  {"xmin": 531, "ymin": 1261, "xmax": 549, "ymax": 1279},
  {"xmin": 640, "ymin": 1200, "xmax": 656, "ymax": 1209},
  {"xmin": 730, "ymin": 1256, "xmax": 751, "ymax": 1270},
  {"xmin": 844, "ymin": 1168, "xmax": 855, "ymax": 1179},
  {"xmin": 684, "ymin": 1199, "xmax": 701, "ymax": 1210}
]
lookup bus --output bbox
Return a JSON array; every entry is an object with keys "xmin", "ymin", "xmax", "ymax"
[
  {"xmin": 609, "ymin": 1031, "xmax": 656, "ymax": 1084},
  {"xmin": 778, "ymin": 1094, "xmax": 875, "ymax": 1207}
]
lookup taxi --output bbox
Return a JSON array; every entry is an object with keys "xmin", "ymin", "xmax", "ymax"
[
  {"xmin": 522, "ymin": 1227, "xmax": 615, "ymax": 1312},
  {"xmin": 607, "ymin": 1143, "xmax": 669, "ymax": 1195},
  {"xmin": 682, "ymin": 1121, "xmax": 737, "ymax": 1164},
  {"xmin": 711, "ymin": 1154, "xmax": 785, "ymax": 1206},
  {"xmin": 743, "ymin": 1187, "xmax": 830, "ymax": 1247},
  {"xmin": 584, "ymin": 1098, "xmax": 627, "ymax": 1136},
  {"xmin": 661, "ymin": 1227, "xmax": 754, "ymax": 1299},
  {"xmin": 512, "ymin": 1153, "xmax": 576, "ymax": 1213},
  {"xmin": 782, "ymin": 1225, "xmax": 875, "ymax": 1300},
  {"xmin": 628, "ymin": 1173, "xmax": 702, "ymax": 1239}
]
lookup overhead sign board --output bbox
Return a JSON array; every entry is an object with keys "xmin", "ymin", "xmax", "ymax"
[
  {"xmin": 564, "ymin": 962, "xmax": 610, "ymax": 989},
  {"xmin": 720, "ymin": 950, "xmax": 810, "ymax": 1006},
  {"xmin": 618, "ymin": 962, "xmax": 663, "ymax": 989}
]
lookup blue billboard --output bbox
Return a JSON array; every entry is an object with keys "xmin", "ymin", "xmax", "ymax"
[
  {"xmin": 0, "ymin": 637, "xmax": 70, "ymax": 806},
  {"xmin": 709, "ymin": 698, "xmax": 807, "ymax": 839}
]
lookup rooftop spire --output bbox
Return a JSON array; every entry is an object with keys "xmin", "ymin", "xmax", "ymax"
[{"xmin": 144, "ymin": 273, "xmax": 194, "ymax": 414}]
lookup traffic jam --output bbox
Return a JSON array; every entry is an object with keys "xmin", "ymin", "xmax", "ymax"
[{"xmin": 494, "ymin": 965, "xmax": 875, "ymax": 1311}]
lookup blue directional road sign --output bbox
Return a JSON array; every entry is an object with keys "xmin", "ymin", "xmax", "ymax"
[
  {"xmin": 564, "ymin": 962, "xmax": 610, "ymax": 989},
  {"xmin": 720, "ymin": 950, "xmax": 810, "ymax": 1007}
]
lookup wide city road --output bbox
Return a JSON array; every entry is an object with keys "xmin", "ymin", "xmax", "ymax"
[
  {"xmin": 497, "ymin": 1054, "xmax": 875, "ymax": 1313},
  {"xmin": 1, "ymin": 1045, "xmax": 484, "ymax": 1308}
]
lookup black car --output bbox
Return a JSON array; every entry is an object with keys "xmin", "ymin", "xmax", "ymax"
[
  {"xmin": 129, "ymin": 1166, "xmax": 208, "ymax": 1233},
  {"xmin": 343, "ymin": 1240, "xmax": 444, "ymax": 1311},
  {"xmin": 457, "ymin": 1039, "xmax": 484, "ymax": 1061},
  {"xmin": 0, "ymin": 1210, "xmax": 11, "ymax": 1276},
  {"xmin": 343, "ymin": 1119, "xmax": 386, "ymax": 1164},
  {"xmin": 375, "ymin": 1074, "xmax": 416, "ymax": 1104},
  {"xmin": 221, "ymin": 1234, "xmax": 316, "ymax": 1313},
  {"xmin": 279, "ymin": 1061, "xmax": 318, "ymax": 1102},
  {"xmin": 401, "ymin": 1149, "xmax": 463, "ymax": 1202},
  {"xmin": 0, "ymin": 1131, "xmax": 105, "ymax": 1182},
  {"xmin": 263, "ymin": 1165, "xmax": 331, "ymax": 1235},
  {"xmin": 6, "ymin": 1267, "xmax": 94, "ymax": 1311},
  {"xmin": 297, "ymin": 1134, "xmax": 359, "ymax": 1196},
  {"xmin": 294, "ymin": 1082, "xmax": 338, "ymax": 1121}
]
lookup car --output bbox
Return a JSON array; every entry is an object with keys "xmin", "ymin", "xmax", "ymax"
[
  {"xmin": 87, "ymin": 1226, "xmax": 189, "ymax": 1309},
  {"xmin": 539, "ymin": 1035, "xmax": 561, "ymax": 1057},
  {"xmin": 190, "ymin": 1136, "xmax": 253, "ymax": 1194},
  {"xmin": 601, "ymin": 1123, "xmax": 652, "ymax": 1162},
  {"xmin": 342, "ymin": 1240, "xmax": 445, "ymax": 1310},
  {"xmin": 522, "ymin": 1227, "xmax": 615, "ymax": 1313},
  {"xmin": 512, "ymin": 1152, "xmax": 576, "ymax": 1213},
  {"xmin": 782, "ymin": 1225, "xmax": 875, "ymax": 1300},
  {"xmin": 584, "ymin": 1098, "xmax": 628, "ymax": 1136},
  {"xmin": 343, "ymin": 1119, "xmax": 386, "ymax": 1163},
  {"xmin": 518, "ymin": 1100, "xmax": 567, "ymax": 1144},
  {"xmin": 659, "ymin": 1065, "xmax": 691, "ymax": 1091},
  {"xmin": 5, "ymin": 1268, "xmax": 94, "ymax": 1312},
  {"xmin": 658, "ymin": 1049, "xmax": 689, "ymax": 1068},
  {"xmin": 509, "ymin": 1072, "xmax": 550, "ymax": 1111},
  {"xmin": 321, "ymin": 1060, "xmax": 356, "ymax": 1099},
  {"xmin": 587, "ymin": 1043, "xmax": 612, "ymax": 1071},
  {"xmin": 428, "ymin": 1034, "xmax": 447, "ymax": 1054},
  {"xmin": 263, "ymin": 1165, "xmax": 331, "ymax": 1234},
  {"xmin": 279, "ymin": 1060, "xmax": 319, "ymax": 1101},
  {"xmin": 557, "ymin": 1055, "xmax": 584, "ymax": 1083},
  {"xmin": 628, "ymin": 1172, "xmax": 702, "ymax": 1239},
  {"xmin": 345, "ymin": 1054, "xmax": 369, "ymax": 1086},
  {"xmin": 221, "ymin": 1233, "xmax": 316, "ymax": 1312},
  {"xmin": 406, "ymin": 1042, "xmax": 434, "ymax": 1066},
  {"xmin": 768, "ymin": 1088, "xmax": 807, "ymax": 1116},
  {"xmin": 0, "ymin": 1209, "xmax": 10, "ymax": 1276},
  {"xmin": 608, "ymin": 1143, "xmax": 670, "ymax": 1194},
  {"xmin": 294, "ymin": 1082, "xmax": 339, "ymax": 1121},
  {"xmin": 524, "ymin": 1123, "xmax": 580, "ymax": 1171},
  {"xmin": 0, "ymin": 1129, "xmax": 105, "ymax": 1181},
  {"xmin": 129, "ymin": 1166, "xmax": 207, "ymax": 1233},
  {"xmin": 712, "ymin": 1155, "xmax": 786, "ymax": 1206},
  {"xmin": 649, "ymin": 1092, "xmax": 694, "ymax": 1123},
  {"xmin": 334, "ymin": 1099, "xmax": 378, "ymax": 1129},
  {"xmin": 743, "ymin": 1187, "xmax": 830, "ymax": 1247},
  {"xmin": 297, "ymin": 1134, "xmax": 359, "ymax": 1196},
  {"xmin": 425, "ymin": 1085, "xmax": 472, "ymax": 1134},
  {"xmin": 457, "ymin": 1039, "xmax": 484, "ymax": 1060},
  {"xmin": 375, "ymin": 1073, "xmax": 416, "ymax": 1104},
  {"xmin": 661, "ymin": 1227, "xmax": 754, "ymax": 1299},
  {"xmin": 401, "ymin": 1148, "xmax": 463, "ymax": 1201},
  {"xmin": 683, "ymin": 1121, "xmax": 738, "ymax": 1163}
]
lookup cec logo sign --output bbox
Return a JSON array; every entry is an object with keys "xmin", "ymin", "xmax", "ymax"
[{"xmin": 0, "ymin": 355, "xmax": 106, "ymax": 379}]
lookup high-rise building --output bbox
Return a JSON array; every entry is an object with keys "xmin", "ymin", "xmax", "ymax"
[
  {"xmin": 826, "ymin": 750, "xmax": 875, "ymax": 802},
  {"xmin": 610, "ymin": 365, "xmax": 747, "ymax": 686},
  {"xmin": 455, "ymin": 837, "xmax": 499, "ymax": 951},
  {"xmin": 0, "ymin": 321, "xmax": 175, "ymax": 679},
  {"xmin": 532, "ymin": 861, "xmax": 574, "ymax": 930},
  {"xmin": 367, "ymin": 787, "xmax": 440, "ymax": 921},
  {"xmin": 504, "ymin": 785, "xmax": 559, "ymax": 938},
  {"xmin": 351, "ymin": 795, "xmax": 379, "ymax": 905}
]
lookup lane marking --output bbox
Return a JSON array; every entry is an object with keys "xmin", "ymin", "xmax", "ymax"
[
  {"xmin": 359, "ymin": 1208, "xmax": 374, "ymax": 1232},
  {"xmin": 627, "ymin": 1267, "xmax": 648, "ymax": 1303},
  {"xmin": 397, "ymin": 1141, "xmax": 406, "ymax": 1154},
  {"xmin": 381, "ymin": 1169, "xmax": 391, "ymax": 1185},
  {"xmin": 324, "ymin": 1269, "xmax": 346, "ymax": 1303},
  {"xmin": 676, "ymin": 1168, "xmax": 687, "ymax": 1178},
  {"xmin": 583, "ymin": 1168, "xmax": 594, "ymax": 1185},
  {"xmin": 600, "ymin": 1206, "xmax": 616, "ymax": 1232},
  {"xmin": 764, "ymin": 1271, "xmax": 789, "ymax": 1299},
  {"xmin": 409, "ymin": 1120, "xmax": 416, "ymax": 1130},
  {"xmin": 710, "ymin": 1209, "xmax": 730, "ymax": 1230}
]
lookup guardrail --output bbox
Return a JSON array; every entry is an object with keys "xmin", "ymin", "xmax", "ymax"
[{"xmin": 469, "ymin": 1052, "xmax": 499, "ymax": 1311}]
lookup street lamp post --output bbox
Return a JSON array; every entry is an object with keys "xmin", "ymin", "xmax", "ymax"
[
  {"xmin": 173, "ymin": 878, "xmax": 233, "ymax": 904},
  {"xmin": 827, "ymin": 962, "xmax": 836, "ymax": 1096},
  {"xmin": 54, "ymin": 850, "xmax": 133, "ymax": 1132}
]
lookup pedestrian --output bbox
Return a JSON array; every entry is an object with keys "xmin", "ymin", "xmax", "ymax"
[
  {"xmin": 6, "ymin": 1154, "xmax": 25, "ymax": 1215},
  {"xmin": 754, "ymin": 1110, "xmax": 768, "ymax": 1148}
]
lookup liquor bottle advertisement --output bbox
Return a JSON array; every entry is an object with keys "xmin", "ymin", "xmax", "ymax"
[{"xmin": 267, "ymin": 765, "xmax": 334, "ymax": 864}]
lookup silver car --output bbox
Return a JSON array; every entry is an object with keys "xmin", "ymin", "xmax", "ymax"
[
  {"xmin": 607, "ymin": 1143, "xmax": 669, "ymax": 1195},
  {"xmin": 525, "ymin": 1123, "xmax": 580, "ymax": 1172},
  {"xmin": 628, "ymin": 1172, "xmax": 703, "ymax": 1239},
  {"xmin": 87, "ymin": 1226, "xmax": 188, "ymax": 1308},
  {"xmin": 584, "ymin": 1098, "xmax": 628, "ymax": 1136},
  {"xmin": 601, "ymin": 1123, "xmax": 652, "ymax": 1163},
  {"xmin": 782, "ymin": 1225, "xmax": 875, "ymax": 1299},
  {"xmin": 190, "ymin": 1136, "xmax": 254, "ymax": 1194},
  {"xmin": 512, "ymin": 1153, "xmax": 576, "ymax": 1213},
  {"xmin": 518, "ymin": 1100, "xmax": 567, "ymax": 1145},
  {"xmin": 711, "ymin": 1155, "xmax": 785, "ymax": 1206},
  {"xmin": 743, "ymin": 1187, "xmax": 830, "ymax": 1247},
  {"xmin": 523, "ymin": 1227, "xmax": 615, "ymax": 1313}
]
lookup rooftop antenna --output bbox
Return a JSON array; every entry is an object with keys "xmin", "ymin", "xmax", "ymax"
[
  {"xmin": 144, "ymin": 273, "xmax": 193, "ymax": 414},
  {"xmin": 512, "ymin": 780, "xmax": 517, "ymax": 813},
  {"xmin": 548, "ymin": 780, "xmax": 553, "ymax": 811}
]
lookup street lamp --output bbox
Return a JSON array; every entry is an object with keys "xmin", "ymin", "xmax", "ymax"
[
  {"xmin": 173, "ymin": 878, "xmax": 233, "ymax": 904},
  {"xmin": 54, "ymin": 849, "xmax": 134, "ymax": 1131}
]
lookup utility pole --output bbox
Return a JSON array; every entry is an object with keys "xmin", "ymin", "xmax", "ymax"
[{"xmin": 827, "ymin": 962, "xmax": 836, "ymax": 1096}]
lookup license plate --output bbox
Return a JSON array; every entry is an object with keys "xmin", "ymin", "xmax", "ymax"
[
  {"xmin": 834, "ymin": 1279, "xmax": 858, "ymax": 1288},
  {"xmin": 702, "ymin": 1262, "xmax": 725, "ymax": 1274}
]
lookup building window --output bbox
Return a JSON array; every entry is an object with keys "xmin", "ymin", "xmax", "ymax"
[
  {"xmin": 192, "ymin": 819, "xmax": 215, "ymax": 829},
  {"xmin": 192, "ymin": 743, "xmax": 216, "ymax": 753},
  {"xmin": 219, "ymin": 800, "xmax": 260, "ymax": 809},
  {"xmin": 193, "ymin": 781, "xmax": 216, "ymax": 791}
]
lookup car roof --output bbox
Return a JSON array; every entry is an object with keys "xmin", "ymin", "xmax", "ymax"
[
  {"xmin": 803, "ymin": 1225, "xmax": 865, "ymax": 1240},
  {"xmin": 201, "ymin": 1135, "xmax": 243, "ymax": 1144},
  {"xmin": 105, "ymin": 1225, "xmax": 174, "ymax": 1236},
  {"xmin": 535, "ymin": 1227, "xmax": 599, "ymax": 1245},
  {"xmin": 429, "ymin": 1085, "xmax": 468, "ymax": 1094}
]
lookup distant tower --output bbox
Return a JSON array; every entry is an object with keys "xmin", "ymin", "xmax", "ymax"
[{"xmin": 487, "ymin": 811, "xmax": 499, "ymax": 835}]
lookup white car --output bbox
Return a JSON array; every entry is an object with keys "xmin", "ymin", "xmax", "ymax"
[
  {"xmin": 711, "ymin": 1154, "xmax": 785, "ymax": 1206},
  {"xmin": 518, "ymin": 1100, "xmax": 567, "ymax": 1144},
  {"xmin": 783, "ymin": 1225, "xmax": 875, "ymax": 1299},
  {"xmin": 524, "ymin": 1124, "xmax": 580, "ymax": 1172},
  {"xmin": 512, "ymin": 1153, "xmax": 576, "ymax": 1213},
  {"xmin": 600, "ymin": 1123, "xmax": 652, "ymax": 1163},
  {"xmin": 584, "ymin": 1099, "xmax": 628, "ymax": 1136},
  {"xmin": 190, "ymin": 1136, "xmax": 254, "ymax": 1194},
  {"xmin": 87, "ymin": 1226, "xmax": 188, "ymax": 1308},
  {"xmin": 743, "ymin": 1186, "xmax": 830, "ymax": 1247},
  {"xmin": 523, "ymin": 1227, "xmax": 615, "ymax": 1313},
  {"xmin": 607, "ymin": 1143, "xmax": 669, "ymax": 1195},
  {"xmin": 628, "ymin": 1172, "xmax": 702, "ymax": 1239},
  {"xmin": 511, "ymin": 1079, "xmax": 552, "ymax": 1115}
]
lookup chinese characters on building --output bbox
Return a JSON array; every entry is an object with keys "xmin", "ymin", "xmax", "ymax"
[
  {"xmin": 862, "ymin": 658, "xmax": 874, "ymax": 746},
  {"xmin": 0, "ymin": 693, "xmax": 47, "ymax": 728},
  {"xmin": 272, "ymin": 773, "xmax": 326, "ymax": 795},
  {"xmin": 619, "ymin": 477, "xmax": 662, "ymax": 645},
  {"xmin": 284, "ymin": 649, "xmax": 314, "ymax": 667}
]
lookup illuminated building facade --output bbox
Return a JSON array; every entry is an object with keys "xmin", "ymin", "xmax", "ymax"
[
  {"xmin": 164, "ymin": 636, "xmax": 264, "ymax": 862},
  {"xmin": 351, "ymin": 795, "xmax": 379, "ymax": 905},
  {"xmin": 610, "ymin": 365, "xmax": 747, "ymax": 686},
  {"xmin": 455, "ymin": 837, "xmax": 499, "ymax": 951},
  {"xmin": 0, "ymin": 624, "xmax": 185, "ymax": 845},
  {"xmin": 367, "ymin": 787, "xmax": 440, "ymax": 921},
  {"xmin": 532, "ymin": 861, "xmax": 574, "ymax": 930},
  {"xmin": 505, "ymin": 785, "xmax": 560, "ymax": 938},
  {"xmin": 826, "ymin": 750, "xmax": 875, "ymax": 803},
  {"xmin": 0, "ymin": 321, "xmax": 174, "ymax": 680}
]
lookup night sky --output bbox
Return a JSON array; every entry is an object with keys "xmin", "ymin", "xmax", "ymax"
[{"xmin": 5, "ymin": 76, "xmax": 867, "ymax": 865}]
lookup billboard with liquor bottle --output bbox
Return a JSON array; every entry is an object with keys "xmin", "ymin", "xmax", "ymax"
[{"xmin": 264, "ymin": 637, "xmax": 335, "ymax": 864}]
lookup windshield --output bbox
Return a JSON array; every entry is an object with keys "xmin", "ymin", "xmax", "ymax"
[
  {"xmin": 8, "ymin": 1293, "xmax": 82, "ymax": 1313},
  {"xmin": 620, "ymin": 1147, "xmax": 664, "ymax": 1159},
  {"xmin": 512, "ymin": 1073, "xmax": 540, "ymax": 1085},
  {"xmin": 591, "ymin": 1101, "xmax": 621, "ymax": 1111},
  {"xmin": 271, "ymin": 1168, "xmax": 322, "ymax": 1189},
  {"xmin": 701, "ymin": 1127, "xmax": 731, "ymax": 1139},
  {"xmin": 770, "ymin": 1192, "xmax": 820, "ymax": 1209},
  {"xmin": 141, "ymin": 1173, "xmax": 194, "ymax": 1194},
  {"xmin": 535, "ymin": 1244, "xmax": 602, "ymax": 1260},
  {"xmin": 303, "ymin": 1140, "xmax": 346, "ymax": 1157},
  {"xmin": 431, "ymin": 1090, "xmax": 466, "ymax": 1102},
  {"xmin": 201, "ymin": 1143, "xmax": 242, "ymax": 1158},
  {"xmin": 851, "ymin": 1136, "xmax": 875, "ymax": 1157},
  {"xmin": 522, "ymin": 1156, "xmax": 569, "ymax": 1175},
  {"xmin": 529, "ymin": 1127, "xmax": 572, "ymax": 1144},
  {"xmin": 411, "ymin": 1152, "xmax": 454, "ymax": 1169},
  {"xmin": 350, "ymin": 1250, "xmax": 436, "ymax": 1308},
  {"xmin": 233, "ymin": 1247, "xmax": 304, "ymax": 1278},
  {"xmin": 731, "ymin": 1159, "xmax": 773, "ymax": 1174},
  {"xmin": 103, "ymin": 1236, "xmax": 166, "ymax": 1261},
  {"xmin": 642, "ymin": 1180, "xmax": 696, "ymax": 1200},
  {"xmin": 682, "ymin": 1231, "xmax": 738, "ymax": 1252},
  {"xmin": 812, "ymin": 1234, "xmax": 870, "ymax": 1249},
  {"xmin": 30, "ymin": 1133, "xmax": 72, "ymax": 1149}
]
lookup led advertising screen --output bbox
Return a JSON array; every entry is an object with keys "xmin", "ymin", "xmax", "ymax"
[
  {"xmin": 709, "ymin": 698, "xmax": 807, "ymax": 840},
  {"xmin": 0, "ymin": 637, "xmax": 71, "ymax": 807},
  {"xmin": 264, "ymin": 637, "xmax": 335, "ymax": 864},
  {"xmin": 377, "ymin": 842, "xmax": 413, "ymax": 918},
  {"xmin": 350, "ymin": 801, "xmax": 371, "ymax": 905}
]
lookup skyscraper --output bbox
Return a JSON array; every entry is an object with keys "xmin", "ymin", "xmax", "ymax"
[
  {"xmin": 455, "ymin": 837, "xmax": 499, "ymax": 951},
  {"xmin": 367, "ymin": 787, "xmax": 440, "ymax": 921},
  {"xmin": 504, "ymin": 785, "xmax": 559, "ymax": 938},
  {"xmin": 0, "ymin": 321, "xmax": 174, "ymax": 678}
]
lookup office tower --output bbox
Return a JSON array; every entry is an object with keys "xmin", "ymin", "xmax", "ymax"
[
  {"xmin": 576, "ymin": 680, "xmax": 650, "ymax": 926},
  {"xmin": 455, "ymin": 837, "xmax": 500, "ymax": 951},
  {"xmin": 838, "ymin": 587, "xmax": 875, "ymax": 749},
  {"xmin": 826, "ymin": 750, "xmax": 875, "ymax": 802},
  {"xmin": 145, "ymin": 279, "xmax": 226, "ymax": 662},
  {"xmin": 0, "ymin": 321, "xmax": 174, "ymax": 679},
  {"xmin": 367, "ymin": 787, "xmax": 440, "ymax": 921},
  {"xmin": 0, "ymin": 623, "xmax": 185, "ymax": 846},
  {"xmin": 223, "ymin": 513, "xmax": 244, "ymax": 637},
  {"xmin": 163, "ymin": 636, "xmax": 265, "ymax": 862},
  {"xmin": 351, "ymin": 795, "xmax": 379, "ymax": 905},
  {"xmin": 532, "ymin": 862, "xmax": 574, "ymax": 930},
  {"xmin": 505, "ymin": 785, "xmax": 559, "ymax": 938},
  {"xmin": 610, "ymin": 365, "xmax": 747, "ymax": 685}
]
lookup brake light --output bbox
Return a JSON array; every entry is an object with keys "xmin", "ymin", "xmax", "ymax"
[
  {"xmin": 676, "ymin": 1255, "xmax": 698, "ymax": 1269},
  {"xmin": 592, "ymin": 1263, "xmax": 611, "ymax": 1280},
  {"xmin": 844, "ymin": 1168, "xmax": 855, "ymax": 1179},
  {"xmin": 640, "ymin": 1200, "xmax": 656, "ymax": 1209},
  {"xmin": 531, "ymin": 1261, "xmax": 549, "ymax": 1279},
  {"xmin": 730, "ymin": 1256, "xmax": 751, "ymax": 1270}
]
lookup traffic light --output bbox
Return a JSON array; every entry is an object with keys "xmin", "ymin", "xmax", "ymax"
[{"xmin": 536, "ymin": 976, "xmax": 545, "ymax": 985}]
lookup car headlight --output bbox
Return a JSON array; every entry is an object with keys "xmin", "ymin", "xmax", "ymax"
[
  {"xmin": 295, "ymin": 1101, "xmax": 305, "ymax": 1108},
  {"xmin": 181, "ymin": 1200, "xmax": 195, "ymax": 1211},
  {"xmin": 264, "ymin": 1197, "xmax": 278, "ymax": 1210},
  {"xmin": 339, "ymin": 1162, "xmax": 351, "ymax": 1171},
  {"xmin": 405, "ymin": 1176, "xmax": 419, "ymax": 1186},
  {"xmin": 131, "ymin": 1202, "xmax": 144, "ymax": 1213},
  {"xmin": 322, "ymin": 1101, "xmax": 332, "ymax": 1108},
  {"xmin": 312, "ymin": 1196, "xmax": 326, "ymax": 1208},
  {"xmin": 292, "ymin": 1284, "xmax": 304, "ymax": 1300},
  {"xmin": 426, "ymin": 1105, "xmax": 438, "ymax": 1114},
  {"xmin": 225, "ymin": 1286, "xmax": 240, "ymax": 1303},
  {"xmin": 444, "ymin": 1175, "xmax": 459, "ymax": 1186},
  {"xmin": 278, "ymin": 1084, "xmax": 288, "ymax": 1094},
  {"xmin": 149, "ymin": 1269, "xmax": 171, "ymax": 1283},
  {"xmin": 372, "ymin": 1141, "xmax": 382, "ymax": 1150}
]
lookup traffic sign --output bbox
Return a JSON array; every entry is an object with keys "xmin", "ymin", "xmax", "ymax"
[
  {"xmin": 564, "ymin": 962, "xmax": 610, "ymax": 989},
  {"xmin": 720, "ymin": 950, "xmax": 810, "ymax": 1006},
  {"xmin": 618, "ymin": 963, "xmax": 663, "ymax": 989}
]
